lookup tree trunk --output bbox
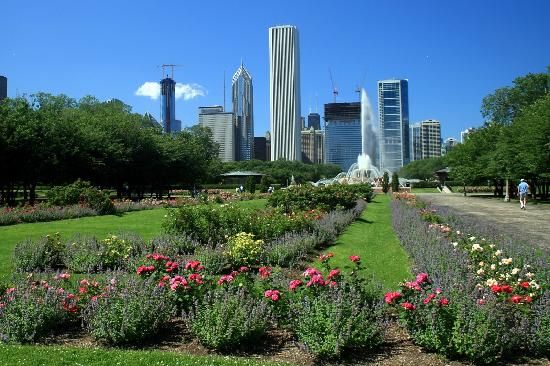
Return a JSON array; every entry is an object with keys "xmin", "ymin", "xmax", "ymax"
[{"xmin": 29, "ymin": 182, "xmax": 37, "ymax": 205}]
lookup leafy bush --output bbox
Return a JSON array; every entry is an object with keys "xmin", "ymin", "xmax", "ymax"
[
  {"xmin": 149, "ymin": 234, "xmax": 199, "ymax": 256},
  {"xmin": 64, "ymin": 237, "xmax": 104, "ymax": 273},
  {"xmin": 99, "ymin": 235, "xmax": 135, "ymax": 269},
  {"xmin": 13, "ymin": 233, "xmax": 65, "ymax": 272},
  {"xmin": 224, "ymin": 232, "xmax": 264, "ymax": 267},
  {"xmin": 46, "ymin": 180, "xmax": 114, "ymax": 215},
  {"xmin": 84, "ymin": 277, "xmax": 174, "ymax": 346},
  {"xmin": 184, "ymin": 287, "xmax": 271, "ymax": 351},
  {"xmin": 0, "ymin": 285, "xmax": 68, "ymax": 343},
  {"xmin": 291, "ymin": 286, "xmax": 383, "ymax": 358},
  {"xmin": 382, "ymin": 172, "xmax": 390, "ymax": 193},
  {"xmin": 245, "ymin": 176, "xmax": 256, "ymax": 194},
  {"xmin": 391, "ymin": 172, "xmax": 399, "ymax": 192}
]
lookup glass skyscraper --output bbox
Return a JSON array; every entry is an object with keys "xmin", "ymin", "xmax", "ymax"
[
  {"xmin": 232, "ymin": 62, "xmax": 254, "ymax": 161},
  {"xmin": 269, "ymin": 25, "xmax": 301, "ymax": 161},
  {"xmin": 160, "ymin": 77, "xmax": 176, "ymax": 133},
  {"xmin": 324, "ymin": 102, "xmax": 361, "ymax": 171},
  {"xmin": 378, "ymin": 79, "xmax": 409, "ymax": 172}
]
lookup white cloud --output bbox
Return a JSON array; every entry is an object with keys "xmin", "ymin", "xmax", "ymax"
[
  {"xmin": 175, "ymin": 83, "xmax": 207, "ymax": 100},
  {"xmin": 135, "ymin": 82, "xmax": 160, "ymax": 100},
  {"xmin": 135, "ymin": 82, "xmax": 207, "ymax": 101}
]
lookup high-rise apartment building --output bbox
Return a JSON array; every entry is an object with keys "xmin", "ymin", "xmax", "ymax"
[
  {"xmin": 442, "ymin": 137, "xmax": 458, "ymax": 155},
  {"xmin": 0, "ymin": 76, "xmax": 7, "ymax": 101},
  {"xmin": 232, "ymin": 62, "xmax": 254, "ymax": 161},
  {"xmin": 378, "ymin": 79, "xmax": 409, "ymax": 172},
  {"xmin": 324, "ymin": 102, "xmax": 361, "ymax": 171},
  {"xmin": 269, "ymin": 25, "xmax": 301, "ymax": 161},
  {"xmin": 420, "ymin": 119, "xmax": 441, "ymax": 159},
  {"xmin": 301, "ymin": 127, "xmax": 324, "ymax": 164},
  {"xmin": 307, "ymin": 112, "xmax": 321, "ymax": 130},
  {"xmin": 160, "ymin": 77, "xmax": 176, "ymax": 133},
  {"xmin": 410, "ymin": 123, "xmax": 422, "ymax": 161},
  {"xmin": 198, "ymin": 106, "xmax": 234, "ymax": 162}
]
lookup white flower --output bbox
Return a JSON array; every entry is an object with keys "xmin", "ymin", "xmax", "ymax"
[
  {"xmin": 486, "ymin": 278, "xmax": 498, "ymax": 286},
  {"xmin": 477, "ymin": 268, "xmax": 485, "ymax": 275},
  {"xmin": 469, "ymin": 236, "xmax": 476, "ymax": 241},
  {"xmin": 481, "ymin": 238, "xmax": 486, "ymax": 241},
  {"xmin": 452, "ymin": 242, "xmax": 458, "ymax": 247},
  {"xmin": 471, "ymin": 244, "xmax": 484, "ymax": 252},
  {"xmin": 499, "ymin": 273, "xmax": 506, "ymax": 279},
  {"xmin": 489, "ymin": 244, "xmax": 495, "ymax": 249},
  {"xmin": 491, "ymin": 264, "xmax": 496, "ymax": 270},
  {"xmin": 494, "ymin": 250, "xmax": 502, "ymax": 257},
  {"xmin": 525, "ymin": 272, "xmax": 534, "ymax": 279},
  {"xmin": 456, "ymin": 230, "xmax": 461, "ymax": 235},
  {"xmin": 479, "ymin": 261, "xmax": 485, "ymax": 267},
  {"xmin": 501, "ymin": 258, "xmax": 513, "ymax": 265},
  {"xmin": 511, "ymin": 268, "xmax": 520, "ymax": 275},
  {"xmin": 530, "ymin": 281, "xmax": 540, "ymax": 290}
]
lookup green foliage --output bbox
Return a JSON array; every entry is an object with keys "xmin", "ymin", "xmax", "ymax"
[
  {"xmin": 292, "ymin": 287, "xmax": 382, "ymax": 358},
  {"xmin": 382, "ymin": 172, "xmax": 390, "ymax": 193},
  {"xmin": 184, "ymin": 288, "xmax": 271, "ymax": 351},
  {"xmin": 0, "ymin": 285, "xmax": 68, "ymax": 343},
  {"xmin": 13, "ymin": 233, "xmax": 65, "ymax": 272},
  {"xmin": 258, "ymin": 175, "xmax": 271, "ymax": 193},
  {"xmin": 99, "ymin": 235, "xmax": 135, "ymax": 269},
  {"xmin": 84, "ymin": 277, "xmax": 174, "ymax": 346},
  {"xmin": 244, "ymin": 176, "xmax": 256, "ymax": 194},
  {"xmin": 391, "ymin": 172, "xmax": 399, "ymax": 192},
  {"xmin": 47, "ymin": 180, "xmax": 115, "ymax": 215},
  {"xmin": 224, "ymin": 232, "xmax": 264, "ymax": 267},
  {"xmin": 399, "ymin": 157, "xmax": 447, "ymax": 180}
]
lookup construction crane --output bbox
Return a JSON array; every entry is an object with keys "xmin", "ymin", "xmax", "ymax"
[
  {"xmin": 158, "ymin": 64, "xmax": 182, "ymax": 79},
  {"xmin": 329, "ymin": 68, "xmax": 338, "ymax": 103}
]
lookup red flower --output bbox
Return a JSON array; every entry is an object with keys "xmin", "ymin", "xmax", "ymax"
[
  {"xmin": 170, "ymin": 275, "xmax": 189, "ymax": 291},
  {"xmin": 239, "ymin": 266, "xmax": 249, "ymax": 273},
  {"xmin": 349, "ymin": 255, "xmax": 361, "ymax": 263},
  {"xmin": 259, "ymin": 266, "xmax": 272, "ymax": 279},
  {"xmin": 400, "ymin": 302, "xmax": 416, "ymax": 311},
  {"xmin": 510, "ymin": 295, "xmax": 523, "ymax": 304},
  {"xmin": 439, "ymin": 297, "xmax": 449, "ymax": 306},
  {"xmin": 306, "ymin": 274, "xmax": 326, "ymax": 287},
  {"xmin": 264, "ymin": 289, "xmax": 280, "ymax": 301},
  {"xmin": 136, "ymin": 265, "xmax": 155, "ymax": 276},
  {"xmin": 184, "ymin": 260, "xmax": 204, "ymax": 272},
  {"xmin": 302, "ymin": 267, "xmax": 321, "ymax": 278},
  {"xmin": 289, "ymin": 279, "xmax": 303, "ymax": 291},
  {"xmin": 188, "ymin": 273, "xmax": 204, "ymax": 285},
  {"xmin": 217, "ymin": 274, "xmax": 234, "ymax": 286},
  {"xmin": 523, "ymin": 296, "xmax": 532, "ymax": 303},
  {"xmin": 327, "ymin": 269, "xmax": 340, "ymax": 279},
  {"xmin": 501, "ymin": 285, "xmax": 513, "ymax": 293},
  {"xmin": 384, "ymin": 291, "xmax": 402, "ymax": 304},
  {"xmin": 520, "ymin": 281, "xmax": 530, "ymax": 289},
  {"xmin": 415, "ymin": 272, "xmax": 429, "ymax": 284},
  {"xmin": 423, "ymin": 293, "xmax": 436, "ymax": 305}
]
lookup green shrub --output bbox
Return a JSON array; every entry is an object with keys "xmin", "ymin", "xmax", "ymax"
[
  {"xmin": 245, "ymin": 176, "xmax": 256, "ymax": 194},
  {"xmin": 84, "ymin": 277, "xmax": 174, "ymax": 346},
  {"xmin": 64, "ymin": 237, "xmax": 104, "ymax": 273},
  {"xmin": 382, "ymin": 172, "xmax": 390, "ymax": 193},
  {"xmin": 0, "ymin": 285, "xmax": 68, "ymax": 343},
  {"xmin": 184, "ymin": 288, "xmax": 271, "ymax": 351},
  {"xmin": 391, "ymin": 172, "xmax": 400, "ymax": 192},
  {"xmin": 13, "ymin": 233, "xmax": 65, "ymax": 272},
  {"xmin": 292, "ymin": 287, "xmax": 383, "ymax": 358},
  {"xmin": 46, "ymin": 180, "xmax": 114, "ymax": 215},
  {"xmin": 224, "ymin": 232, "xmax": 264, "ymax": 267}
]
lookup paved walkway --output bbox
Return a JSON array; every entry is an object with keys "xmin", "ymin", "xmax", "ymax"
[{"xmin": 418, "ymin": 193, "xmax": 550, "ymax": 251}]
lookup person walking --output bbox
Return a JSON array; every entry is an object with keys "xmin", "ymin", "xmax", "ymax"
[{"xmin": 518, "ymin": 179, "xmax": 530, "ymax": 210}]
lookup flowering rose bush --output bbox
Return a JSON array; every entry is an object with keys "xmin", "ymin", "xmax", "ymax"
[{"xmin": 224, "ymin": 232, "xmax": 265, "ymax": 266}]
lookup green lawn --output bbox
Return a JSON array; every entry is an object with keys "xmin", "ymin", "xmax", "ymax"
[
  {"xmin": 411, "ymin": 188, "xmax": 440, "ymax": 193},
  {"xmin": 319, "ymin": 194, "xmax": 411, "ymax": 291},
  {"xmin": 0, "ymin": 199, "xmax": 268, "ymax": 280},
  {"xmin": 0, "ymin": 344, "xmax": 291, "ymax": 366}
]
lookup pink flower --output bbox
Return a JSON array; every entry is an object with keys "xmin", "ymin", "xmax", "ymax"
[
  {"xmin": 239, "ymin": 266, "xmax": 249, "ymax": 273},
  {"xmin": 415, "ymin": 272, "xmax": 429, "ymax": 284},
  {"xmin": 5, "ymin": 288, "xmax": 15, "ymax": 294},
  {"xmin": 434, "ymin": 287, "xmax": 442, "ymax": 294},
  {"xmin": 319, "ymin": 252, "xmax": 334, "ymax": 262},
  {"xmin": 170, "ymin": 276, "xmax": 189, "ymax": 291},
  {"xmin": 523, "ymin": 296, "xmax": 532, "ymax": 303},
  {"xmin": 78, "ymin": 287, "xmax": 87, "ymax": 294},
  {"xmin": 477, "ymin": 299, "xmax": 485, "ymax": 305},
  {"xmin": 289, "ymin": 279, "xmax": 303, "ymax": 291},
  {"xmin": 188, "ymin": 273, "xmax": 204, "ymax": 285},
  {"xmin": 136, "ymin": 265, "xmax": 155, "ymax": 276},
  {"xmin": 264, "ymin": 289, "xmax": 280, "ymax": 301},
  {"xmin": 439, "ymin": 297, "xmax": 449, "ymax": 306},
  {"xmin": 404, "ymin": 281, "xmax": 422, "ymax": 291},
  {"xmin": 423, "ymin": 293, "xmax": 436, "ymax": 305},
  {"xmin": 327, "ymin": 269, "xmax": 340, "ymax": 279},
  {"xmin": 349, "ymin": 255, "xmax": 361, "ymax": 263},
  {"xmin": 510, "ymin": 295, "xmax": 523, "ymax": 304},
  {"xmin": 400, "ymin": 302, "xmax": 416, "ymax": 311},
  {"xmin": 184, "ymin": 260, "xmax": 204, "ymax": 272},
  {"xmin": 306, "ymin": 274, "xmax": 326, "ymax": 287},
  {"xmin": 165, "ymin": 261, "xmax": 179, "ymax": 273},
  {"xmin": 303, "ymin": 267, "xmax": 322, "ymax": 278},
  {"xmin": 55, "ymin": 273, "xmax": 71, "ymax": 280},
  {"xmin": 217, "ymin": 274, "xmax": 234, "ymax": 285},
  {"xmin": 384, "ymin": 291, "xmax": 402, "ymax": 304},
  {"xmin": 259, "ymin": 266, "xmax": 272, "ymax": 279},
  {"xmin": 80, "ymin": 279, "xmax": 90, "ymax": 287}
]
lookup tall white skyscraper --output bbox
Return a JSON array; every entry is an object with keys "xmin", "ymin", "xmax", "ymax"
[
  {"xmin": 269, "ymin": 25, "xmax": 302, "ymax": 161},
  {"xmin": 232, "ymin": 62, "xmax": 254, "ymax": 161}
]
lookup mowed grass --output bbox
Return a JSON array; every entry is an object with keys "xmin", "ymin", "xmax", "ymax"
[
  {"xmin": 319, "ymin": 194, "xmax": 411, "ymax": 291},
  {"xmin": 411, "ymin": 187, "xmax": 440, "ymax": 193},
  {"xmin": 0, "ymin": 199, "xmax": 268, "ymax": 280},
  {"xmin": 0, "ymin": 344, "xmax": 291, "ymax": 366}
]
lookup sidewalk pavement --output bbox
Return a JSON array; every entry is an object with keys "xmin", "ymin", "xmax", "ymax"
[{"xmin": 417, "ymin": 193, "xmax": 550, "ymax": 251}]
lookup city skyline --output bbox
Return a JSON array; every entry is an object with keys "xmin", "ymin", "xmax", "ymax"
[{"xmin": 1, "ymin": 0, "xmax": 550, "ymax": 142}]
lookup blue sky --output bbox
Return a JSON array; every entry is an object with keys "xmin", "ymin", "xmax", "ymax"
[{"xmin": 2, "ymin": 0, "xmax": 549, "ymax": 140}]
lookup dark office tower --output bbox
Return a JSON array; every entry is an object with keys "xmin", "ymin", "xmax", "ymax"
[
  {"xmin": 307, "ymin": 112, "xmax": 321, "ymax": 130},
  {"xmin": 324, "ymin": 102, "xmax": 361, "ymax": 171},
  {"xmin": 254, "ymin": 137, "xmax": 267, "ymax": 161},
  {"xmin": 161, "ymin": 77, "xmax": 176, "ymax": 133},
  {"xmin": 378, "ymin": 79, "xmax": 409, "ymax": 172},
  {"xmin": 269, "ymin": 25, "xmax": 301, "ymax": 161},
  {"xmin": 0, "ymin": 76, "xmax": 7, "ymax": 101},
  {"xmin": 232, "ymin": 62, "xmax": 254, "ymax": 161}
]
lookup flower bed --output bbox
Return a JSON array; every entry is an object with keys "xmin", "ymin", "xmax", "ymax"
[{"xmin": 389, "ymin": 193, "xmax": 549, "ymax": 364}]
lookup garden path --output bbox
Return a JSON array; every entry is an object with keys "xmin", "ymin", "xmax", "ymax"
[{"xmin": 418, "ymin": 193, "xmax": 550, "ymax": 251}]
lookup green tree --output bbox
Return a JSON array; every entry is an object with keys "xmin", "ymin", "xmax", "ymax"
[
  {"xmin": 391, "ymin": 172, "xmax": 399, "ymax": 192},
  {"xmin": 382, "ymin": 172, "xmax": 390, "ymax": 193},
  {"xmin": 245, "ymin": 176, "xmax": 256, "ymax": 194}
]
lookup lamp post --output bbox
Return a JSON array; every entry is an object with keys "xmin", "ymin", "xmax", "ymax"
[{"xmin": 504, "ymin": 178, "xmax": 510, "ymax": 202}]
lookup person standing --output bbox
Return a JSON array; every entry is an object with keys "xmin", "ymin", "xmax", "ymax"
[{"xmin": 518, "ymin": 179, "xmax": 530, "ymax": 210}]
